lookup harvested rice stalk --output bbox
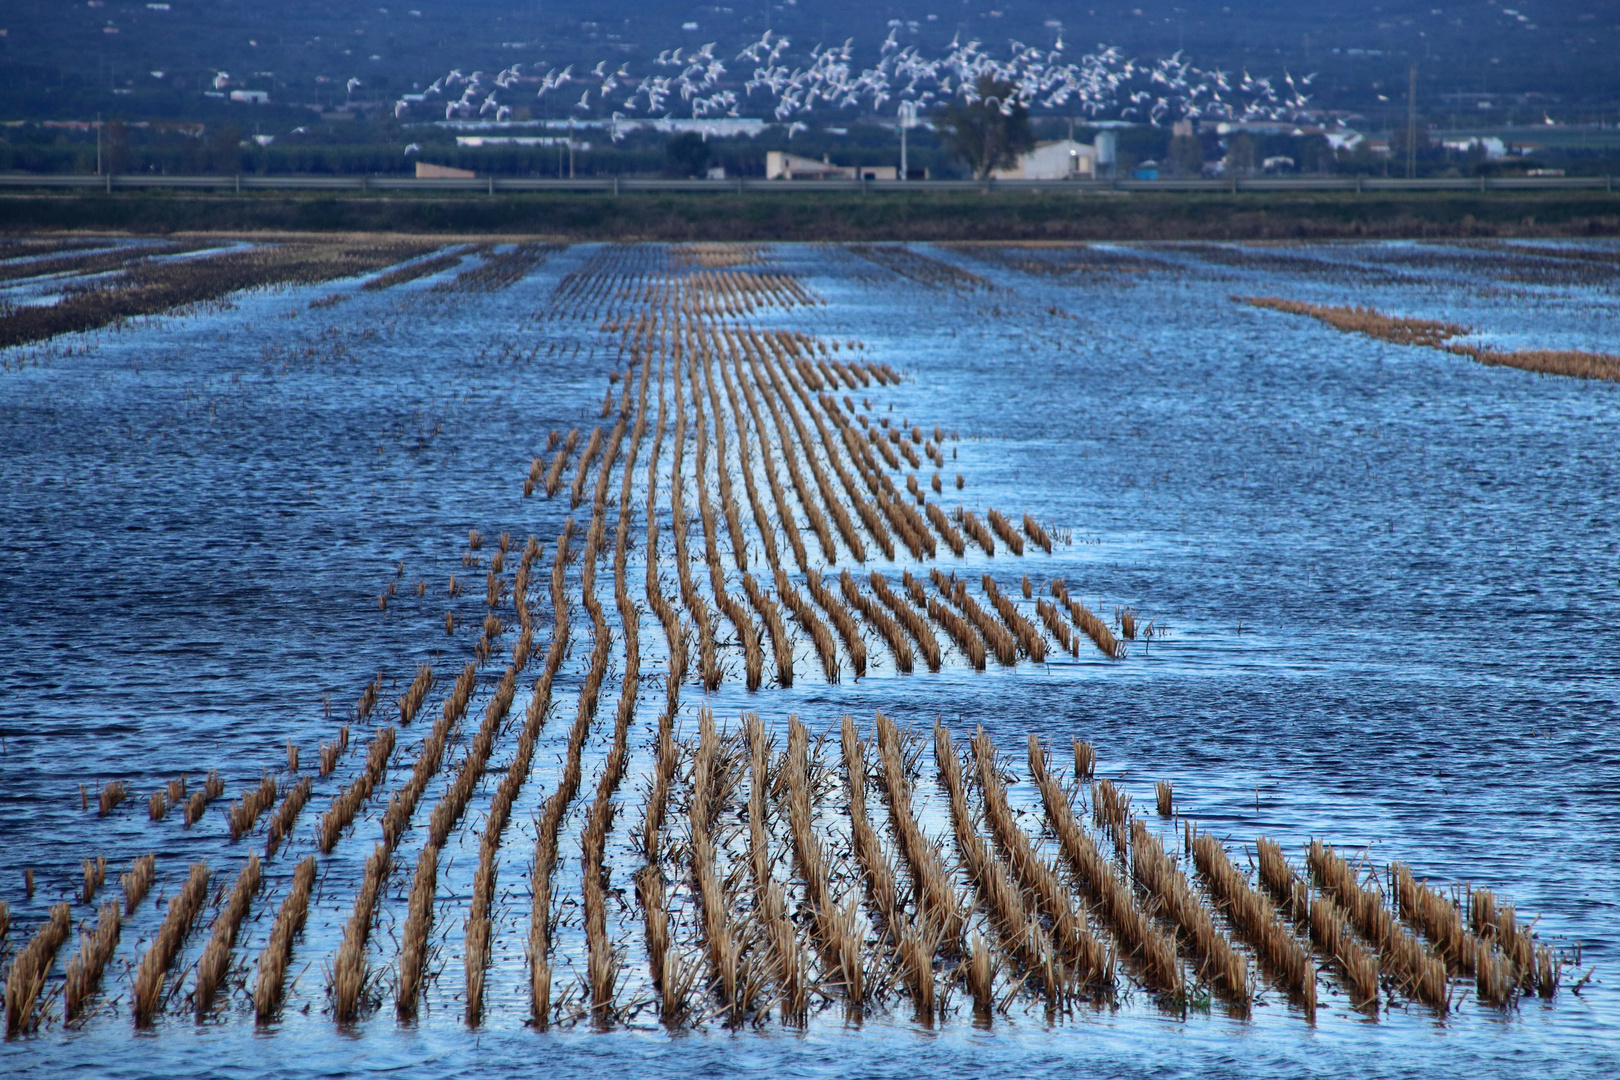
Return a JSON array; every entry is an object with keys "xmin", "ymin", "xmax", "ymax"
[
  {"xmin": 396, "ymin": 845, "xmax": 436, "ymax": 1020},
  {"xmin": 331, "ymin": 844, "xmax": 392, "ymax": 1023},
  {"xmin": 784, "ymin": 716, "xmax": 863, "ymax": 1006},
  {"xmin": 1130, "ymin": 820, "xmax": 1250, "ymax": 1008},
  {"xmin": 194, "ymin": 854, "xmax": 263, "ymax": 1017},
  {"xmin": 873, "ymin": 712, "xmax": 966, "ymax": 953},
  {"xmin": 1027, "ymin": 738, "xmax": 1180, "ymax": 1000},
  {"xmin": 1309, "ymin": 840, "xmax": 1447, "ymax": 1011},
  {"xmin": 132, "ymin": 861, "xmax": 210, "ymax": 1027},
  {"xmin": 63, "ymin": 901, "xmax": 121, "ymax": 1022},
  {"xmin": 934, "ymin": 721, "xmax": 1064, "ymax": 1005},
  {"xmin": 6, "ymin": 903, "xmax": 71, "ymax": 1035},
  {"xmin": 843, "ymin": 716, "xmax": 935, "ymax": 1019},
  {"xmin": 1256, "ymin": 837, "xmax": 1378, "ymax": 1009},
  {"xmin": 1190, "ymin": 827, "xmax": 1314, "ymax": 1020},
  {"xmin": 972, "ymin": 729, "xmax": 1113, "ymax": 991},
  {"xmin": 253, "ymin": 855, "xmax": 317, "ymax": 1023}
]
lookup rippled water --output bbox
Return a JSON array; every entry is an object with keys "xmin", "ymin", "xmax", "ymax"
[{"xmin": 0, "ymin": 240, "xmax": 1616, "ymax": 1077}]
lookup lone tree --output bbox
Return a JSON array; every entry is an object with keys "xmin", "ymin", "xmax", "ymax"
[
  {"xmin": 938, "ymin": 76, "xmax": 1035, "ymax": 179},
  {"xmin": 664, "ymin": 132, "xmax": 712, "ymax": 178}
]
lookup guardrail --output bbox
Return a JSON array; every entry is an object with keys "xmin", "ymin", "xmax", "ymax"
[{"xmin": 0, "ymin": 173, "xmax": 1613, "ymax": 195}]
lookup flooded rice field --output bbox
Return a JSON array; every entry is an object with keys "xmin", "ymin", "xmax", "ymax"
[{"xmin": 0, "ymin": 237, "xmax": 1616, "ymax": 1077}]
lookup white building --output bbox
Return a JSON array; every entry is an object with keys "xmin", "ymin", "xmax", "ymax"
[
  {"xmin": 991, "ymin": 138, "xmax": 1096, "ymax": 180},
  {"xmin": 766, "ymin": 151, "xmax": 896, "ymax": 180}
]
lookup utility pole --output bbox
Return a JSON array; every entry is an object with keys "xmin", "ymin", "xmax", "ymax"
[
  {"xmin": 898, "ymin": 100, "xmax": 917, "ymax": 181},
  {"xmin": 1406, "ymin": 62, "xmax": 1418, "ymax": 180},
  {"xmin": 96, "ymin": 112, "xmax": 102, "ymax": 176}
]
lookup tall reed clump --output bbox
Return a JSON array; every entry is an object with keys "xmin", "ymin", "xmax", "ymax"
[
  {"xmin": 331, "ymin": 843, "xmax": 392, "ymax": 1024},
  {"xmin": 637, "ymin": 712, "xmax": 684, "ymax": 1024},
  {"xmin": 98, "ymin": 780, "xmax": 129, "ymax": 817},
  {"xmin": 1190, "ymin": 828, "xmax": 1315, "ymax": 1020},
  {"xmin": 1471, "ymin": 887, "xmax": 1560, "ymax": 1000},
  {"xmin": 318, "ymin": 725, "xmax": 350, "ymax": 778},
  {"xmin": 933, "ymin": 720, "xmax": 1065, "ymax": 1006},
  {"xmin": 774, "ymin": 568, "xmax": 839, "ymax": 681},
  {"xmin": 1156, "ymin": 781, "xmax": 1174, "ymax": 818},
  {"xmin": 578, "ymin": 686, "xmax": 636, "ymax": 1028},
  {"xmin": 869, "ymin": 572, "xmax": 943, "ymax": 672},
  {"xmin": 1027, "ymin": 738, "xmax": 1180, "ymax": 999},
  {"xmin": 132, "ymin": 861, "xmax": 211, "ymax": 1027},
  {"xmin": 253, "ymin": 855, "xmax": 317, "ymax": 1023},
  {"xmin": 972, "ymin": 728, "xmax": 1113, "ymax": 991},
  {"xmin": 639, "ymin": 861, "xmax": 697, "ymax": 1030},
  {"xmin": 121, "ymin": 853, "xmax": 156, "ymax": 914},
  {"xmin": 63, "ymin": 901, "xmax": 121, "ymax": 1022},
  {"xmin": 194, "ymin": 854, "xmax": 263, "ymax": 1017},
  {"xmin": 319, "ymin": 727, "xmax": 396, "ymax": 852},
  {"xmin": 1035, "ymin": 598, "xmax": 1079, "ymax": 656},
  {"xmin": 81, "ymin": 856, "xmax": 106, "ymax": 904},
  {"xmin": 264, "ymin": 777, "xmax": 312, "ymax": 857},
  {"xmin": 734, "ymin": 354, "xmax": 810, "ymax": 572},
  {"xmin": 842, "ymin": 715, "xmax": 935, "ymax": 1020},
  {"xmin": 397, "ymin": 665, "xmax": 434, "ymax": 723},
  {"xmin": 981, "ymin": 575, "xmax": 1047, "ymax": 661},
  {"xmin": 689, "ymin": 709, "xmax": 752, "ymax": 1024},
  {"xmin": 1023, "ymin": 514, "xmax": 1054, "ymax": 554},
  {"xmin": 840, "ymin": 569, "xmax": 914, "ymax": 673},
  {"xmin": 924, "ymin": 502, "xmax": 967, "ymax": 557},
  {"xmin": 785, "ymin": 716, "xmax": 864, "ymax": 1007},
  {"xmin": 1130, "ymin": 820, "xmax": 1250, "ymax": 1008},
  {"xmin": 986, "ymin": 509, "xmax": 1025, "ymax": 556},
  {"xmin": 1390, "ymin": 862, "xmax": 1479, "ymax": 978},
  {"xmin": 463, "ymin": 645, "xmax": 561, "ymax": 1024},
  {"xmin": 960, "ymin": 510, "xmax": 996, "ymax": 556},
  {"xmin": 529, "ymin": 688, "xmax": 592, "ymax": 1027},
  {"xmin": 394, "ymin": 844, "xmax": 437, "ymax": 1021},
  {"xmin": 741, "ymin": 574, "xmax": 795, "ymax": 687},
  {"xmin": 544, "ymin": 427, "xmax": 580, "ymax": 497},
  {"xmin": 1074, "ymin": 739, "xmax": 1096, "ymax": 780},
  {"xmin": 5, "ymin": 903, "xmax": 71, "ymax": 1035},
  {"xmin": 920, "ymin": 580, "xmax": 988, "ymax": 669},
  {"xmin": 865, "ymin": 717, "xmax": 955, "ymax": 941},
  {"xmin": 570, "ymin": 425, "xmax": 605, "ymax": 509},
  {"xmin": 805, "ymin": 569, "xmax": 868, "ymax": 677},
  {"xmin": 525, "ymin": 454, "xmax": 543, "ymax": 497},
  {"xmin": 463, "ymin": 858, "xmax": 497, "ymax": 1027},
  {"xmin": 743, "ymin": 715, "xmax": 808, "ymax": 1024},
  {"xmin": 1308, "ymin": 840, "xmax": 1447, "ymax": 1011},
  {"xmin": 747, "ymin": 350, "xmax": 840, "ymax": 562},
  {"xmin": 1052, "ymin": 580, "xmax": 1124, "ymax": 659},
  {"xmin": 932, "ymin": 569, "xmax": 1016, "ymax": 666},
  {"xmin": 229, "ymin": 774, "xmax": 279, "ymax": 841},
  {"xmin": 1256, "ymin": 837, "xmax": 1378, "ymax": 1008},
  {"xmin": 810, "ymin": 395, "xmax": 896, "ymax": 560},
  {"xmin": 183, "ymin": 768, "xmax": 226, "ymax": 827},
  {"xmin": 381, "ymin": 670, "xmax": 467, "ymax": 848}
]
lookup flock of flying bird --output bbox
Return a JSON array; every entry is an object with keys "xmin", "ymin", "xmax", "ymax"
[{"xmin": 389, "ymin": 28, "xmax": 1314, "ymax": 130}]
